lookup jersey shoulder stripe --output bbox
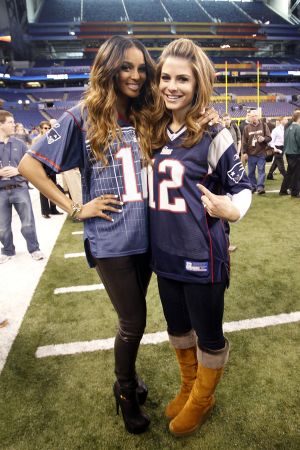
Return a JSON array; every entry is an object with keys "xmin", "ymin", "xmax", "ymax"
[
  {"xmin": 65, "ymin": 104, "xmax": 87, "ymax": 131},
  {"xmin": 208, "ymin": 127, "xmax": 234, "ymax": 171}
]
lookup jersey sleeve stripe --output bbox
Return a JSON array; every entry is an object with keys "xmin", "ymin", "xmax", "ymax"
[
  {"xmin": 208, "ymin": 128, "xmax": 234, "ymax": 171},
  {"xmin": 28, "ymin": 149, "xmax": 62, "ymax": 171}
]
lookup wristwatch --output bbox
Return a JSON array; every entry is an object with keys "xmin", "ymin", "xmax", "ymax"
[{"xmin": 70, "ymin": 202, "xmax": 83, "ymax": 219}]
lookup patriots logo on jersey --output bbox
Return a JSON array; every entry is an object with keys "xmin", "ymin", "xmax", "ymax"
[
  {"xmin": 227, "ymin": 162, "xmax": 245, "ymax": 184},
  {"xmin": 47, "ymin": 128, "xmax": 61, "ymax": 145},
  {"xmin": 161, "ymin": 146, "xmax": 173, "ymax": 155}
]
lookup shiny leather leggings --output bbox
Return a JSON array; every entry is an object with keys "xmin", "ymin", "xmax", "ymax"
[{"xmin": 94, "ymin": 253, "xmax": 152, "ymax": 385}]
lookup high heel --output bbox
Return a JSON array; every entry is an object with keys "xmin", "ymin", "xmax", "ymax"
[
  {"xmin": 113, "ymin": 381, "xmax": 150, "ymax": 434},
  {"xmin": 135, "ymin": 375, "xmax": 148, "ymax": 406}
]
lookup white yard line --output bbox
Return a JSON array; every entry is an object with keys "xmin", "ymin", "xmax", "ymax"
[
  {"xmin": 54, "ymin": 284, "xmax": 105, "ymax": 294},
  {"xmin": 0, "ymin": 188, "xmax": 66, "ymax": 374},
  {"xmin": 72, "ymin": 231, "xmax": 83, "ymax": 235},
  {"xmin": 35, "ymin": 311, "xmax": 300, "ymax": 358},
  {"xmin": 64, "ymin": 252, "xmax": 85, "ymax": 258}
]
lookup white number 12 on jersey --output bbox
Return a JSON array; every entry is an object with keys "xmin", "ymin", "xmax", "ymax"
[{"xmin": 148, "ymin": 159, "xmax": 186, "ymax": 212}]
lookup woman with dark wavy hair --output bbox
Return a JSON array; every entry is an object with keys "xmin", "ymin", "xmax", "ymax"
[
  {"xmin": 18, "ymin": 35, "xmax": 156, "ymax": 434},
  {"xmin": 149, "ymin": 38, "xmax": 252, "ymax": 437}
]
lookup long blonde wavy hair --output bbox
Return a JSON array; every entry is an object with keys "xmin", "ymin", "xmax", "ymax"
[
  {"xmin": 151, "ymin": 39, "xmax": 215, "ymax": 150},
  {"xmin": 83, "ymin": 36, "xmax": 156, "ymax": 163}
]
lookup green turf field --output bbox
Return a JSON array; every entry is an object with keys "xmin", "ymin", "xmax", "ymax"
[{"xmin": 1, "ymin": 177, "xmax": 299, "ymax": 450}]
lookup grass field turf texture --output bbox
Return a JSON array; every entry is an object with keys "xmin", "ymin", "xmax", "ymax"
[{"xmin": 0, "ymin": 177, "xmax": 299, "ymax": 450}]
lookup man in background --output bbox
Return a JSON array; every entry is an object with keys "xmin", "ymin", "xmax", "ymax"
[
  {"xmin": 242, "ymin": 109, "xmax": 271, "ymax": 194},
  {"xmin": 0, "ymin": 110, "xmax": 44, "ymax": 263},
  {"xmin": 279, "ymin": 111, "xmax": 300, "ymax": 198},
  {"xmin": 32, "ymin": 121, "xmax": 63, "ymax": 218},
  {"xmin": 267, "ymin": 116, "xmax": 287, "ymax": 181},
  {"xmin": 49, "ymin": 119, "xmax": 82, "ymax": 205},
  {"xmin": 223, "ymin": 113, "xmax": 241, "ymax": 155},
  {"xmin": 239, "ymin": 109, "xmax": 251, "ymax": 136}
]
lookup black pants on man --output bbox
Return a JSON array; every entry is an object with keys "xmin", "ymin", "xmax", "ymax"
[
  {"xmin": 280, "ymin": 154, "xmax": 300, "ymax": 196},
  {"xmin": 267, "ymin": 146, "xmax": 286, "ymax": 179}
]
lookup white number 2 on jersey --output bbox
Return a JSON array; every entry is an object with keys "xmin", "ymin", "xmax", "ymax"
[{"xmin": 148, "ymin": 159, "xmax": 186, "ymax": 212}]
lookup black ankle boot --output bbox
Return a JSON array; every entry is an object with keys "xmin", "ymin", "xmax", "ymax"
[
  {"xmin": 113, "ymin": 381, "xmax": 150, "ymax": 434},
  {"xmin": 135, "ymin": 375, "xmax": 148, "ymax": 405}
]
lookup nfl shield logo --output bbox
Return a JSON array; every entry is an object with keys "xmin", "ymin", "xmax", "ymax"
[
  {"xmin": 47, "ymin": 128, "xmax": 61, "ymax": 144},
  {"xmin": 227, "ymin": 162, "xmax": 245, "ymax": 184}
]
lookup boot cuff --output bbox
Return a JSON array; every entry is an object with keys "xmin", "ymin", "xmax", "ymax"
[
  {"xmin": 197, "ymin": 338, "xmax": 230, "ymax": 369},
  {"xmin": 168, "ymin": 330, "xmax": 197, "ymax": 349}
]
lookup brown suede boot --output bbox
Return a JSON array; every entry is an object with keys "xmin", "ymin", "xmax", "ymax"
[
  {"xmin": 165, "ymin": 346, "xmax": 198, "ymax": 419},
  {"xmin": 169, "ymin": 340, "xmax": 229, "ymax": 437}
]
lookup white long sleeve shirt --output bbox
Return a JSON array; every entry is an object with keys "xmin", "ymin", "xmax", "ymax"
[{"xmin": 270, "ymin": 124, "xmax": 284, "ymax": 148}]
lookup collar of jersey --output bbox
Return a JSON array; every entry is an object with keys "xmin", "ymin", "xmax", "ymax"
[
  {"xmin": 118, "ymin": 113, "xmax": 131, "ymax": 127},
  {"xmin": 167, "ymin": 125, "xmax": 187, "ymax": 141}
]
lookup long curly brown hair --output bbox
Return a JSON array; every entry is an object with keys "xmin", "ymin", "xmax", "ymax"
[
  {"xmin": 83, "ymin": 36, "xmax": 156, "ymax": 163},
  {"xmin": 151, "ymin": 39, "xmax": 215, "ymax": 150}
]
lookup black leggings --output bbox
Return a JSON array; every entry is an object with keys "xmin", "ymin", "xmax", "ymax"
[
  {"xmin": 94, "ymin": 253, "xmax": 152, "ymax": 384},
  {"xmin": 157, "ymin": 276, "xmax": 226, "ymax": 351}
]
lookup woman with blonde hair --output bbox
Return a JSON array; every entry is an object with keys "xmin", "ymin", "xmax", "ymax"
[
  {"xmin": 149, "ymin": 38, "xmax": 252, "ymax": 436},
  {"xmin": 18, "ymin": 35, "xmax": 156, "ymax": 434}
]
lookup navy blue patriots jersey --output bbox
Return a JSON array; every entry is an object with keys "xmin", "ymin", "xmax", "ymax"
[
  {"xmin": 149, "ymin": 125, "xmax": 251, "ymax": 283},
  {"xmin": 29, "ymin": 105, "xmax": 149, "ymax": 266}
]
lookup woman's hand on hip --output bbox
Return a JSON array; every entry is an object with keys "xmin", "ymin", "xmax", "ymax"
[
  {"xmin": 197, "ymin": 184, "xmax": 240, "ymax": 222},
  {"xmin": 78, "ymin": 194, "xmax": 123, "ymax": 221}
]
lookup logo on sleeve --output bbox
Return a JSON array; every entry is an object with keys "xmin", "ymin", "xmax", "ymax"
[
  {"xmin": 46, "ymin": 128, "xmax": 61, "ymax": 145},
  {"xmin": 227, "ymin": 162, "xmax": 245, "ymax": 184}
]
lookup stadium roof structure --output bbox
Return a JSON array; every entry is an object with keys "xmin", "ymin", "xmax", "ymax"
[{"xmin": 0, "ymin": 0, "xmax": 298, "ymax": 62}]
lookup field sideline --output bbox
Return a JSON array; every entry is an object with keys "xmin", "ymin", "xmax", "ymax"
[{"xmin": 0, "ymin": 176, "xmax": 299, "ymax": 449}]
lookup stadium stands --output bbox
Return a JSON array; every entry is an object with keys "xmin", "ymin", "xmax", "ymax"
[
  {"xmin": 38, "ymin": 0, "xmax": 81, "ymax": 23},
  {"xmin": 35, "ymin": 0, "xmax": 290, "ymax": 25},
  {"xmin": 201, "ymin": 1, "xmax": 250, "ymax": 23},
  {"xmin": 83, "ymin": 0, "xmax": 124, "ymax": 22},
  {"xmin": 2, "ymin": 0, "xmax": 299, "ymax": 130},
  {"xmin": 0, "ymin": 92, "xmax": 29, "ymax": 102},
  {"xmin": 260, "ymin": 86, "xmax": 300, "ymax": 95},
  {"xmin": 66, "ymin": 91, "xmax": 84, "ymax": 101},
  {"xmin": 214, "ymin": 87, "xmax": 263, "ymax": 96},
  {"xmin": 162, "ymin": 0, "xmax": 211, "ymax": 22},
  {"xmin": 10, "ymin": 110, "xmax": 46, "ymax": 128},
  {"xmin": 239, "ymin": 0, "xmax": 289, "ymax": 25},
  {"xmin": 213, "ymin": 101, "xmax": 296, "ymax": 118},
  {"xmin": 125, "ymin": 0, "xmax": 166, "ymax": 21}
]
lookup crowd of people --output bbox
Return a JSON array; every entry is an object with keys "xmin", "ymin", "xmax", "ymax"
[
  {"xmin": 1, "ymin": 35, "xmax": 299, "ymax": 438},
  {"xmin": 222, "ymin": 108, "xmax": 300, "ymax": 198}
]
